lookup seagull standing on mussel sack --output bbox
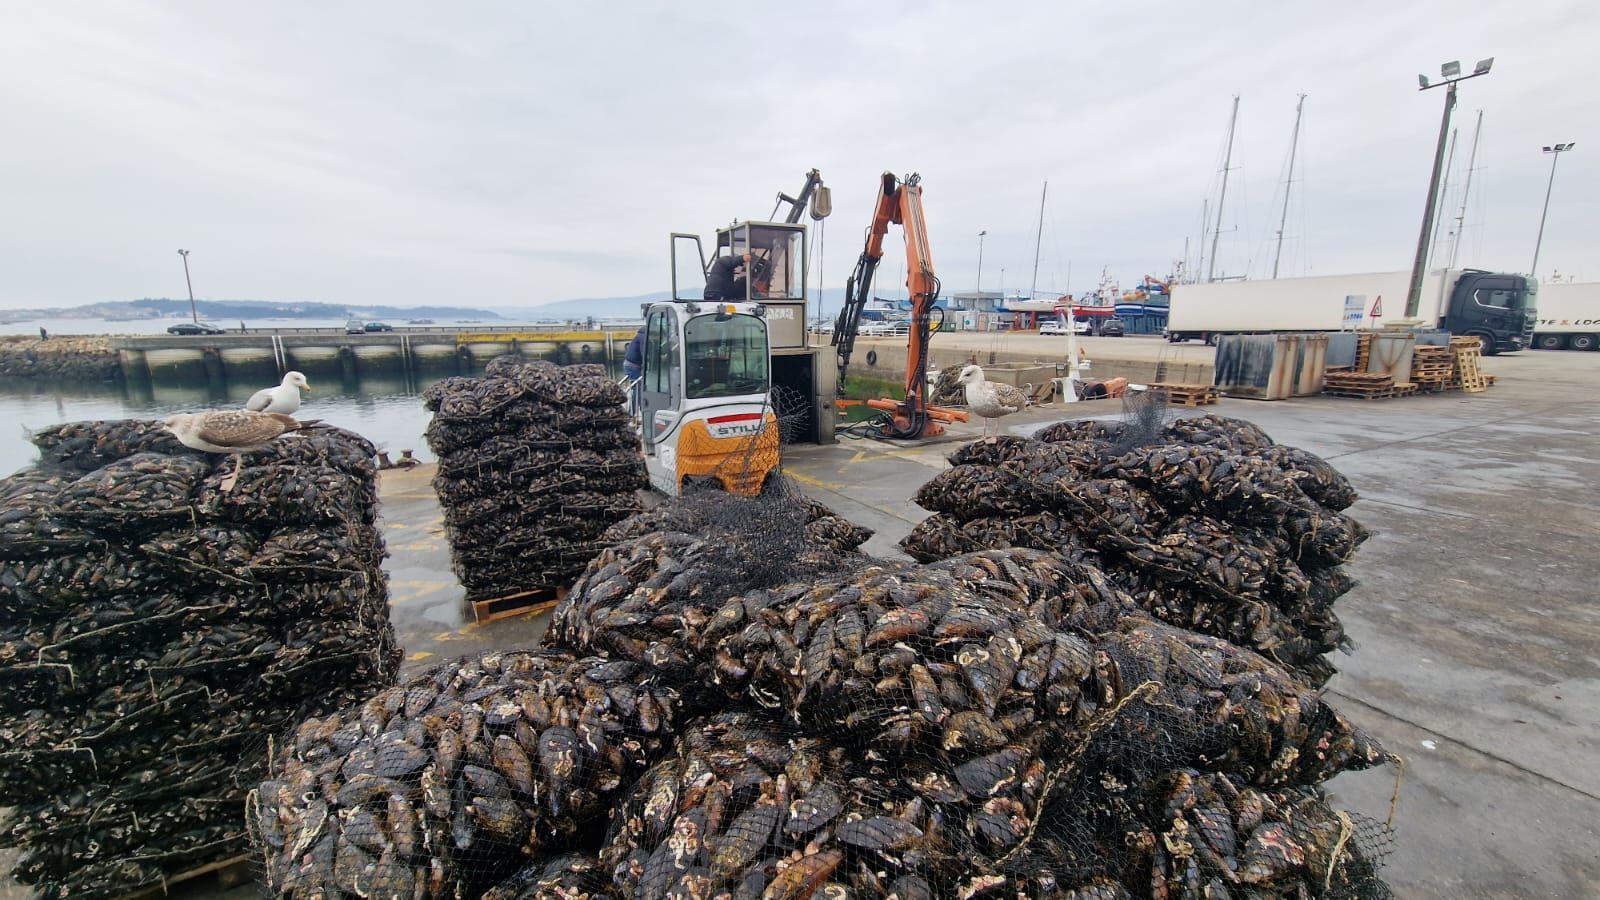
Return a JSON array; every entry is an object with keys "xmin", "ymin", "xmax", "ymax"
[
  {"xmin": 956, "ymin": 364, "xmax": 1029, "ymax": 437},
  {"xmin": 244, "ymin": 371, "xmax": 311, "ymax": 414},
  {"xmin": 163, "ymin": 410, "xmax": 309, "ymax": 492}
]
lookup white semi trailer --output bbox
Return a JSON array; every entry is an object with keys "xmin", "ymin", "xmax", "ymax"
[
  {"xmin": 1167, "ymin": 268, "xmax": 1537, "ymax": 354},
  {"xmin": 1531, "ymin": 282, "xmax": 1600, "ymax": 351}
]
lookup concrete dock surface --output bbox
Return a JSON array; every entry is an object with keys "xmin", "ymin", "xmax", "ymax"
[{"xmin": 4, "ymin": 348, "xmax": 1594, "ymax": 898}]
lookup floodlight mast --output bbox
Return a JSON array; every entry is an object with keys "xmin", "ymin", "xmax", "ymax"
[
  {"xmin": 1404, "ymin": 57, "xmax": 1493, "ymax": 319},
  {"xmin": 1531, "ymin": 142, "xmax": 1575, "ymax": 277}
]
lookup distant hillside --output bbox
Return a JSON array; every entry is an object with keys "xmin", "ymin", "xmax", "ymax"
[
  {"xmin": 523, "ymin": 292, "xmax": 672, "ymax": 319},
  {"xmin": 7, "ymin": 298, "xmax": 504, "ymax": 321}
]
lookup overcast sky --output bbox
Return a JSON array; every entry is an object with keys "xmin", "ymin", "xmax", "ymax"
[{"xmin": 1, "ymin": 1, "xmax": 1594, "ymax": 311}]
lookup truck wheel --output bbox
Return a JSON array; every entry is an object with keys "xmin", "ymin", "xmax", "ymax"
[
  {"xmin": 1205, "ymin": 333, "xmax": 1219, "ymax": 346},
  {"xmin": 1570, "ymin": 333, "xmax": 1599, "ymax": 352},
  {"xmin": 1535, "ymin": 334, "xmax": 1567, "ymax": 350},
  {"xmin": 1471, "ymin": 333, "xmax": 1499, "ymax": 356}
]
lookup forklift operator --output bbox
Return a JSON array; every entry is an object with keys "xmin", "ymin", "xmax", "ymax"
[{"xmin": 703, "ymin": 252, "xmax": 771, "ymax": 301}]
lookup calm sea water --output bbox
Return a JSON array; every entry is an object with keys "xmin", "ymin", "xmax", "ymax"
[{"xmin": 0, "ymin": 316, "xmax": 634, "ymax": 475}]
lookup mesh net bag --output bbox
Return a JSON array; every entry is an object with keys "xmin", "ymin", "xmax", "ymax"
[
  {"xmin": 900, "ymin": 413, "xmax": 1371, "ymax": 688},
  {"xmin": 0, "ymin": 420, "xmax": 397, "ymax": 898},
  {"xmin": 250, "ymin": 649, "xmax": 682, "ymax": 898},
  {"xmin": 424, "ymin": 360, "xmax": 647, "ymax": 600}
]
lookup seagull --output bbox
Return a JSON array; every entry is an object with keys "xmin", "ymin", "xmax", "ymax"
[
  {"xmin": 245, "ymin": 371, "xmax": 311, "ymax": 414},
  {"xmin": 163, "ymin": 410, "xmax": 310, "ymax": 491},
  {"xmin": 956, "ymin": 364, "xmax": 1029, "ymax": 437}
]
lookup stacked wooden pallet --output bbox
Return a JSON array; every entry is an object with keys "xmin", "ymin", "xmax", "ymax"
[
  {"xmin": 1450, "ymin": 336, "xmax": 1489, "ymax": 393},
  {"xmin": 1323, "ymin": 370, "xmax": 1405, "ymax": 400},
  {"xmin": 125, "ymin": 855, "xmax": 250, "ymax": 900},
  {"xmin": 1354, "ymin": 333, "xmax": 1375, "ymax": 372},
  {"xmin": 1151, "ymin": 382, "xmax": 1220, "ymax": 407},
  {"xmin": 468, "ymin": 585, "xmax": 567, "ymax": 624},
  {"xmin": 1410, "ymin": 345, "xmax": 1457, "ymax": 392}
]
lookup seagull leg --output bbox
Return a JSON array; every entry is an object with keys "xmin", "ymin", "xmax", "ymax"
[{"xmin": 220, "ymin": 453, "xmax": 244, "ymax": 492}]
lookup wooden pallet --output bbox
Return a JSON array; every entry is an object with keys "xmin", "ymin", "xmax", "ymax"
[
  {"xmin": 1151, "ymin": 383, "xmax": 1219, "ymax": 408},
  {"xmin": 121, "ymin": 854, "xmax": 250, "ymax": 899},
  {"xmin": 1323, "ymin": 386, "xmax": 1401, "ymax": 400},
  {"xmin": 1323, "ymin": 369, "xmax": 1399, "ymax": 399},
  {"xmin": 1354, "ymin": 333, "xmax": 1374, "ymax": 372},
  {"xmin": 1413, "ymin": 378, "xmax": 1458, "ymax": 394},
  {"xmin": 467, "ymin": 585, "xmax": 566, "ymax": 624},
  {"xmin": 1451, "ymin": 345, "xmax": 1488, "ymax": 393},
  {"xmin": 1324, "ymin": 372, "xmax": 1393, "ymax": 389}
]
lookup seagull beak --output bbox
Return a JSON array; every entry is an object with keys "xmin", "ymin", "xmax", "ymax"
[{"xmin": 302, "ymin": 382, "xmax": 312, "ymax": 392}]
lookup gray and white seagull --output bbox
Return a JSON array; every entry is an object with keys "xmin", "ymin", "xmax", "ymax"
[
  {"xmin": 956, "ymin": 364, "xmax": 1030, "ymax": 437},
  {"xmin": 164, "ymin": 410, "xmax": 309, "ymax": 491},
  {"xmin": 244, "ymin": 370, "xmax": 311, "ymax": 414}
]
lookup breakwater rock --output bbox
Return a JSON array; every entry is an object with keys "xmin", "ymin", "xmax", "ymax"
[{"xmin": 0, "ymin": 337, "xmax": 120, "ymax": 380}]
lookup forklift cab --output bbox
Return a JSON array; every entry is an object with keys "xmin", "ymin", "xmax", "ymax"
[
  {"xmin": 674, "ymin": 223, "xmax": 809, "ymax": 351},
  {"xmin": 639, "ymin": 229, "xmax": 787, "ymax": 496}
]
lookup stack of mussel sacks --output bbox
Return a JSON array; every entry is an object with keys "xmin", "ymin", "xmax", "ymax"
[
  {"xmin": 0, "ymin": 418, "xmax": 399, "ymax": 898},
  {"xmin": 253, "ymin": 536, "xmax": 1396, "ymax": 897},
  {"xmin": 423, "ymin": 357, "xmax": 647, "ymax": 601},
  {"xmin": 559, "ymin": 545, "xmax": 1396, "ymax": 898},
  {"xmin": 900, "ymin": 415, "xmax": 1369, "ymax": 686}
]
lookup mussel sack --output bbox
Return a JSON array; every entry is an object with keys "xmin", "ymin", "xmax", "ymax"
[
  {"xmin": 902, "ymin": 422, "xmax": 1370, "ymax": 687},
  {"xmin": 0, "ymin": 419, "xmax": 397, "ymax": 898},
  {"xmin": 252, "ymin": 649, "xmax": 682, "ymax": 898},
  {"xmin": 423, "ymin": 359, "xmax": 647, "ymax": 600}
]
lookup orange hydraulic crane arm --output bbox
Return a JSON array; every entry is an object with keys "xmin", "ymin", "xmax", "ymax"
[
  {"xmin": 832, "ymin": 172, "xmax": 947, "ymax": 438},
  {"xmin": 864, "ymin": 171, "xmax": 899, "ymax": 258},
  {"xmin": 896, "ymin": 175, "xmax": 939, "ymax": 403},
  {"xmin": 832, "ymin": 172, "xmax": 902, "ymax": 389}
]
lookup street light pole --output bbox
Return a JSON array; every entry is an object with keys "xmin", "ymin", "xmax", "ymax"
[
  {"xmin": 976, "ymin": 230, "xmax": 987, "ymax": 303},
  {"xmin": 177, "ymin": 249, "xmax": 198, "ymax": 323},
  {"xmin": 1405, "ymin": 57, "xmax": 1492, "ymax": 319},
  {"xmin": 1531, "ymin": 142, "xmax": 1575, "ymax": 277}
]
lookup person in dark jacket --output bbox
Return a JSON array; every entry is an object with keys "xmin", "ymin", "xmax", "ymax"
[
  {"xmin": 623, "ymin": 326, "xmax": 645, "ymax": 381},
  {"xmin": 703, "ymin": 253, "xmax": 771, "ymax": 301}
]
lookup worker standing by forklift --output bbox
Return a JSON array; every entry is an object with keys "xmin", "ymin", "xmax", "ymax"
[{"xmin": 704, "ymin": 252, "xmax": 770, "ymax": 301}]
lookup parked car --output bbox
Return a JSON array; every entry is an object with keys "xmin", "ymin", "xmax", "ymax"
[
  {"xmin": 166, "ymin": 322, "xmax": 227, "ymax": 335},
  {"xmin": 364, "ymin": 321, "xmax": 394, "ymax": 332},
  {"xmin": 1098, "ymin": 318, "xmax": 1127, "ymax": 337},
  {"xmin": 345, "ymin": 319, "xmax": 367, "ymax": 334},
  {"xmin": 1039, "ymin": 319, "xmax": 1090, "ymax": 336}
]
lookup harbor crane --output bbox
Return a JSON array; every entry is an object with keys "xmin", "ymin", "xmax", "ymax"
[{"xmin": 832, "ymin": 172, "xmax": 966, "ymax": 438}]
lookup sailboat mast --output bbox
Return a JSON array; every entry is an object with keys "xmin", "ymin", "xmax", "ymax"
[
  {"xmin": 1429, "ymin": 128, "xmax": 1459, "ymax": 265},
  {"xmin": 1196, "ymin": 199, "xmax": 1208, "ymax": 283},
  {"xmin": 1448, "ymin": 110, "xmax": 1483, "ymax": 268},
  {"xmin": 1029, "ymin": 181, "xmax": 1047, "ymax": 300},
  {"xmin": 1272, "ymin": 94, "xmax": 1306, "ymax": 279},
  {"xmin": 1206, "ymin": 95, "xmax": 1239, "ymax": 283}
]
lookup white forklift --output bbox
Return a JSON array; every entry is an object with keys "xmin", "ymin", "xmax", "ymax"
[{"xmin": 636, "ymin": 177, "xmax": 834, "ymax": 495}]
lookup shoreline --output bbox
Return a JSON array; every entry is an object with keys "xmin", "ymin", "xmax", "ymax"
[{"xmin": 0, "ymin": 336, "xmax": 119, "ymax": 380}]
